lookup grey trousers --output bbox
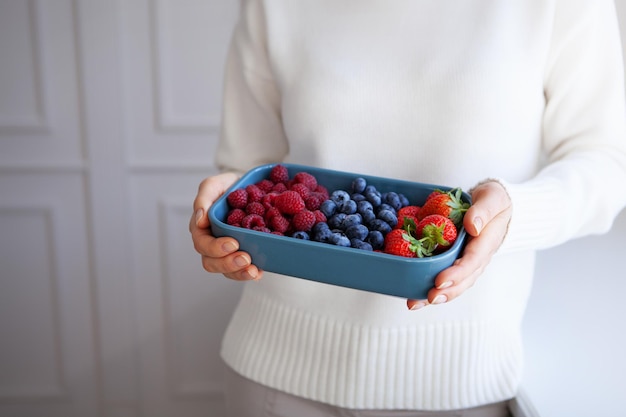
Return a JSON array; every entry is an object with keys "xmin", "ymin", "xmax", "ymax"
[{"xmin": 223, "ymin": 365, "xmax": 512, "ymax": 417}]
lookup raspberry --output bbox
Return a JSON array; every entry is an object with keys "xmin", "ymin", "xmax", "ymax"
[
  {"xmin": 268, "ymin": 213, "xmax": 290, "ymax": 233},
  {"xmin": 246, "ymin": 201, "xmax": 266, "ymax": 217},
  {"xmin": 313, "ymin": 210, "xmax": 327, "ymax": 224},
  {"xmin": 315, "ymin": 184, "xmax": 329, "ymax": 200},
  {"xmin": 253, "ymin": 226, "xmax": 271, "ymax": 233},
  {"xmin": 272, "ymin": 182, "xmax": 288, "ymax": 193},
  {"xmin": 293, "ymin": 172, "xmax": 318, "ymax": 191},
  {"xmin": 305, "ymin": 193, "xmax": 325, "ymax": 211},
  {"xmin": 241, "ymin": 214, "xmax": 265, "ymax": 229},
  {"xmin": 261, "ymin": 192, "xmax": 279, "ymax": 209},
  {"xmin": 255, "ymin": 179, "xmax": 274, "ymax": 193},
  {"xmin": 264, "ymin": 206, "xmax": 281, "ymax": 222},
  {"xmin": 274, "ymin": 190, "xmax": 305, "ymax": 215},
  {"xmin": 227, "ymin": 189, "xmax": 248, "ymax": 209},
  {"xmin": 245, "ymin": 184, "xmax": 265, "ymax": 203},
  {"xmin": 290, "ymin": 183, "xmax": 311, "ymax": 199},
  {"xmin": 226, "ymin": 208, "xmax": 246, "ymax": 226},
  {"xmin": 269, "ymin": 164, "xmax": 289, "ymax": 184},
  {"xmin": 292, "ymin": 209, "xmax": 316, "ymax": 232}
]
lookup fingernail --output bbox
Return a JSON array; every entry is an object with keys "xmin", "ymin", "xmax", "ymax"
[
  {"xmin": 243, "ymin": 269, "xmax": 258, "ymax": 280},
  {"xmin": 410, "ymin": 301, "xmax": 427, "ymax": 311},
  {"xmin": 431, "ymin": 295, "xmax": 447, "ymax": 305},
  {"xmin": 234, "ymin": 255, "xmax": 250, "ymax": 267},
  {"xmin": 437, "ymin": 281, "xmax": 453, "ymax": 290},
  {"xmin": 195, "ymin": 208, "xmax": 204, "ymax": 226},
  {"xmin": 473, "ymin": 217, "xmax": 483, "ymax": 234},
  {"xmin": 222, "ymin": 241, "xmax": 237, "ymax": 254}
]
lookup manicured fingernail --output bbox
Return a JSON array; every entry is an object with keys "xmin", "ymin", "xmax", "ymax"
[
  {"xmin": 234, "ymin": 255, "xmax": 249, "ymax": 267},
  {"xmin": 473, "ymin": 217, "xmax": 483, "ymax": 234},
  {"xmin": 410, "ymin": 301, "xmax": 427, "ymax": 311},
  {"xmin": 222, "ymin": 241, "xmax": 237, "ymax": 254},
  {"xmin": 431, "ymin": 295, "xmax": 447, "ymax": 305},
  {"xmin": 195, "ymin": 208, "xmax": 204, "ymax": 225},
  {"xmin": 243, "ymin": 269, "xmax": 258, "ymax": 280},
  {"xmin": 437, "ymin": 281, "xmax": 453, "ymax": 290}
]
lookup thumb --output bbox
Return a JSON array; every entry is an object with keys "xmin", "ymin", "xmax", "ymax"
[
  {"xmin": 464, "ymin": 180, "xmax": 511, "ymax": 237},
  {"xmin": 193, "ymin": 172, "xmax": 240, "ymax": 229}
]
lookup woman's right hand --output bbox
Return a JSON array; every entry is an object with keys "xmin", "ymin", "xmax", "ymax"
[{"xmin": 189, "ymin": 172, "xmax": 262, "ymax": 281}]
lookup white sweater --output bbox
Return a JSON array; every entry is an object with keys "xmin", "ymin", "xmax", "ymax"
[{"xmin": 217, "ymin": 0, "xmax": 626, "ymax": 410}]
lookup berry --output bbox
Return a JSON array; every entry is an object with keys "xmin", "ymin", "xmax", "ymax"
[
  {"xmin": 383, "ymin": 192, "xmax": 403, "ymax": 211},
  {"xmin": 305, "ymin": 193, "xmax": 325, "ymax": 211},
  {"xmin": 272, "ymin": 182, "xmax": 288, "ymax": 193},
  {"xmin": 274, "ymin": 190, "xmax": 305, "ymax": 215},
  {"xmin": 226, "ymin": 209, "xmax": 246, "ymax": 226},
  {"xmin": 343, "ymin": 213, "xmax": 363, "ymax": 229},
  {"xmin": 377, "ymin": 208, "xmax": 398, "ymax": 228},
  {"xmin": 241, "ymin": 214, "xmax": 265, "ymax": 229},
  {"xmin": 418, "ymin": 188, "xmax": 469, "ymax": 228},
  {"xmin": 290, "ymin": 183, "xmax": 311, "ymax": 199},
  {"xmin": 292, "ymin": 210, "xmax": 317, "ymax": 232},
  {"xmin": 255, "ymin": 179, "xmax": 274, "ymax": 192},
  {"xmin": 320, "ymin": 200, "xmax": 337, "ymax": 217},
  {"xmin": 338, "ymin": 199, "xmax": 357, "ymax": 214},
  {"xmin": 293, "ymin": 171, "xmax": 318, "ymax": 191},
  {"xmin": 269, "ymin": 164, "xmax": 289, "ymax": 184},
  {"xmin": 365, "ymin": 230, "xmax": 385, "ymax": 250},
  {"xmin": 383, "ymin": 229, "xmax": 418, "ymax": 258},
  {"xmin": 350, "ymin": 239, "xmax": 373, "ymax": 251},
  {"xmin": 330, "ymin": 231, "xmax": 351, "ymax": 247},
  {"xmin": 397, "ymin": 205, "xmax": 421, "ymax": 229},
  {"xmin": 351, "ymin": 177, "xmax": 367, "ymax": 193},
  {"xmin": 226, "ymin": 188, "xmax": 248, "ymax": 209},
  {"xmin": 368, "ymin": 218, "xmax": 392, "ymax": 235},
  {"xmin": 328, "ymin": 213, "xmax": 347, "ymax": 229},
  {"xmin": 268, "ymin": 213, "xmax": 290, "ymax": 233},
  {"xmin": 291, "ymin": 231, "xmax": 310, "ymax": 240},
  {"xmin": 245, "ymin": 184, "xmax": 265, "ymax": 203},
  {"xmin": 246, "ymin": 201, "xmax": 266, "ymax": 216},
  {"xmin": 346, "ymin": 224, "xmax": 369, "ymax": 240},
  {"xmin": 313, "ymin": 210, "xmax": 327, "ymax": 224},
  {"xmin": 416, "ymin": 214, "xmax": 458, "ymax": 252}
]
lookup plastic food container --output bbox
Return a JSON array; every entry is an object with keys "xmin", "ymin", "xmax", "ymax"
[{"xmin": 209, "ymin": 163, "xmax": 470, "ymax": 299}]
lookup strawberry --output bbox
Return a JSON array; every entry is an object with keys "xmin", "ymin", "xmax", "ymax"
[
  {"xmin": 383, "ymin": 228, "xmax": 432, "ymax": 258},
  {"xmin": 416, "ymin": 214, "xmax": 457, "ymax": 252},
  {"xmin": 396, "ymin": 205, "xmax": 421, "ymax": 229},
  {"xmin": 417, "ymin": 188, "xmax": 469, "ymax": 228}
]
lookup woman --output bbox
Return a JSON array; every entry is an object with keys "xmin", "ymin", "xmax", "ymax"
[{"xmin": 190, "ymin": 1, "xmax": 626, "ymax": 416}]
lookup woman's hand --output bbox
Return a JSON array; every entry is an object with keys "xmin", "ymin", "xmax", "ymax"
[
  {"xmin": 189, "ymin": 172, "xmax": 263, "ymax": 281},
  {"xmin": 407, "ymin": 180, "xmax": 512, "ymax": 310}
]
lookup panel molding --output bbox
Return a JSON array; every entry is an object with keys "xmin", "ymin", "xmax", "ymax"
[
  {"xmin": 0, "ymin": 0, "xmax": 48, "ymax": 133},
  {"xmin": 149, "ymin": 0, "xmax": 220, "ymax": 132},
  {"xmin": 0, "ymin": 206, "xmax": 69, "ymax": 403}
]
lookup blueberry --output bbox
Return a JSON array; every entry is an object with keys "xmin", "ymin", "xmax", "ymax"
[
  {"xmin": 351, "ymin": 177, "xmax": 367, "ymax": 194},
  {"xmin": 384, "ymin": 192, "xmax": 403, "ymax": 211},
  {"xmin": 292, "ymin": 231, "xmax": 310, "ymax": 240},
  {"xmin": 343, "ymin": 213, "xmax": 363, "ymax": 229},
  {"xmin": 350, "ymin": 239, "xmax": 373, "ymax": 251},
  {"xmin": 368, "ymin": 218, "xmax": 392, "ymax": 235},
  {"xmin": 376, "ymin": 203, "xmax": 396, "ymax": 214},
  {"xmin": 365, "ymin": 188, "xmax": 382, "ymax": 207},
  {"xmin": 320, "ymin": 200, "xmax": 337, "ymax": 218},
  {"xmin": 328, "ymin": 213, "xmax": 347, "ymax": 229},
  {"xmin": 330, "ymin": 231, "xmax": 351, "ymax": 247},
  {"xmin": 378, "ymin": 208, "xmax": 398, "ymax": 228},
  {"xmin": 399, "ymin": 193, "xmax": 410, "ymax": 207},
  {"xmin": 330, "ymin": 190, "xmax": 351, "ymax": 205},
  {"xmin": 351, "ymin": 193, "xmax": 366, "ymax": 202},
  {"xmin": 357, "ymin": 200, "xmax": 374, "ymax": 214},
  {"xmin": 361, "ymin": 209, "xmax": 376, "ymax": 224},
  {"xmin": 366, "ymin": 230, "xmax": 385, "ymax": 250},
  {"xmin": 345, "ymin": 224, "xmax": 369, "ymax": 240},
  {"xmin": 312, "ymin": 225, "xmax": 333, "ymax": 243},
  {"xmin": 339, "ymin": 199, "xmax": 357, "ymax": 215}
]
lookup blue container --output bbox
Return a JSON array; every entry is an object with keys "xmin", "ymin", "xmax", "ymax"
[{"xmin": 209, "ymin": 163, "xmax": 470, "ymax": 299}]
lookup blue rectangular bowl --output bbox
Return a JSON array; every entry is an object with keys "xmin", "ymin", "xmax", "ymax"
[{"xmin": 209, "ymin": 163, "xmax": 470, "ymax": 299}]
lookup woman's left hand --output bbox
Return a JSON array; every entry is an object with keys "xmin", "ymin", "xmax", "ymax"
[{"xmin": 407, "ymin": 180, "xmax": 512, "ymax": 310}]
